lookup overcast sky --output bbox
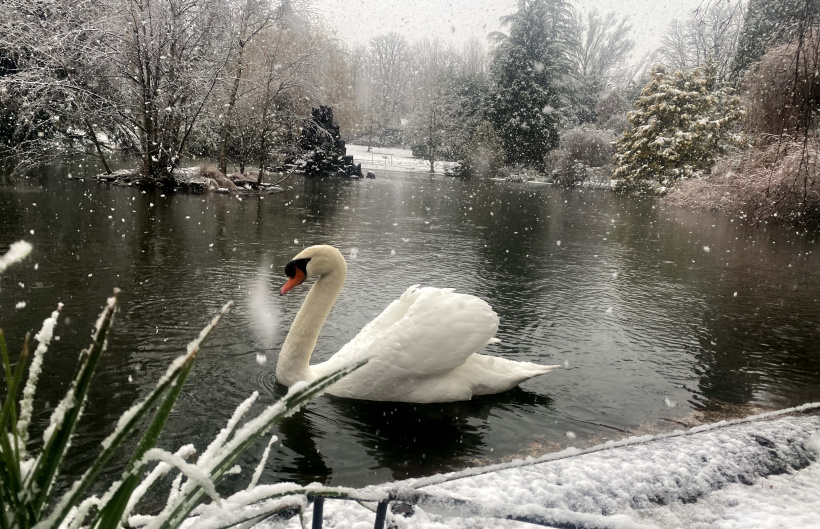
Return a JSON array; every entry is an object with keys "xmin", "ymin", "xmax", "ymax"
[{"xmin": 316, "ymin": 0, "xmax": 710, "ymax": 59}]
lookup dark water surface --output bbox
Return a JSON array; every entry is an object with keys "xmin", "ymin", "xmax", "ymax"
[{"xmin": 1, "ymin": 168, "xmax": 819, "ymax": 491}]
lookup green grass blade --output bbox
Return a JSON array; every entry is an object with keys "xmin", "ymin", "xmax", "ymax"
[
  {"xmin": 91, "ymin": 302, "xmax": 233, "ymax": 529},
  {"xmin": 1, "ymin": 330, "xmax": 13, "ymax": 389},
  {"xmin": 25, "ymin": 292, "xmax": 118, "ymax": 519},
  {"xmin": 39, "ymin": 302, "xmax": 232, "ymax": 529},
  {"xmin": 0, "ymin": 333, "xmax": 31, "ymax": 527},
  {"xmin": 154, "ymin": 360, "xmax": 367, "ymax": 529}
]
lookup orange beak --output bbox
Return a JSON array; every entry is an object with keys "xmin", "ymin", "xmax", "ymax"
[{"xmin": 280, "ymin": 267, "xmax": 306, "ymax": 295}]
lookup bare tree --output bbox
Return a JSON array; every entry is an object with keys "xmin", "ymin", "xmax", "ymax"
[
  {"xmin": 460, "ymin": 38, "xmax": 490, "ymax": 77},
  {"xmin": 368, "ymin": 33, "xmax": 409, "ymax": 148},
  {"xmin": 407, "ymin": 38, "xmax": 458, "ymax": 171},
  {"xmin": 0, "ymin": 0, "xmax": 234, "ymax": 182},
  {"xmin": 216, "ymin": 0, "xmax": 277, "ymax": 175},
  {"xmin": 108, "ymin": 0, "xmax": 233, "ymax": 181},
  {"xmin": 0, "ymin": 0, "xmax": 117, "ymax": 173},
  {"xmin": 658, "ymin": 1, "xmax": 745, "ymax": 82},
  {"xmin": 567, "ymin": 9, "xmax": 635, "ymax": 84}
]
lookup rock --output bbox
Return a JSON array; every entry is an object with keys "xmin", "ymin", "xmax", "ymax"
[
  {"xmin": 297, "ymin": 105, "xmax": 364, "ymax": 177},
  {"xmin": 366, "ymin": 171, "xmax": 376, "ymax": 179}
]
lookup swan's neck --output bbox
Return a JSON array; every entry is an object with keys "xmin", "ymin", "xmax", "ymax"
[{"xmin": 277, "ymin": 267, "xmax": 345, "ymax": 386}]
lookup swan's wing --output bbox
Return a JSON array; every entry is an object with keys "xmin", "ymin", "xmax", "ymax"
[{"xmin": 319, "ymin": 286, "xmax": 499, "ymax": 377}]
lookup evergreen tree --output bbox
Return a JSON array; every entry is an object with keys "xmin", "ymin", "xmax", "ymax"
[
  {"xmin": 612, "ymin": 65, "xmax": 742, "ymax": 193},
  {"xmin": 488, "ymin": 0, "xmax": 572, "ymax": 168}
]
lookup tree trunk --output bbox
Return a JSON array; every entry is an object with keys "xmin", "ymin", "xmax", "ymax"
[
  {"xmin": 84, "ymin": 118, "xmax": 112, "ymax": 175},
  {"xmin": 218, "ymin": 49, "xmax": 247, "ymax": 175}
]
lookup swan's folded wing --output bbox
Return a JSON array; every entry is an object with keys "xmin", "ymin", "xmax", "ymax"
[{"xmin": 321, "ymin": 286, "xmax": 499, "ymax": 377}]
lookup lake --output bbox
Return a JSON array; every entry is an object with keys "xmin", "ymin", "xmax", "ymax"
[{"xmin": 1, "ymin": 166, "xmax": 819, "ymax": 492}]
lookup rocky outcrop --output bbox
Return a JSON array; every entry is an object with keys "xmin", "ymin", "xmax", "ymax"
[{"xmin": 296, "ymin": 106, "xmax": 363, "ymax": 178}]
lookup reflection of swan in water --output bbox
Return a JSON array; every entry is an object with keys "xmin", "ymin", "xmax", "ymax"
[
  {"xmin": 276, "ymin": 245, "xmax": 559, "ymax": 403},
  {"xmin": 327, "ymin": 387, "xmax": 557, "ymax": 480},
  {"xmin": 271, "ymin": 385, "xmax": 555, "ymax": 483}
]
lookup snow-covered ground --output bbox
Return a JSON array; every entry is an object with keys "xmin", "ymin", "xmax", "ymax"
[
  {"xmin": 260, "ymin": 404, "xmax": 820, "ymax": 529},
  {"xmin": 345, "ymin": 144, "xmax": 456, "ymax": 174}
]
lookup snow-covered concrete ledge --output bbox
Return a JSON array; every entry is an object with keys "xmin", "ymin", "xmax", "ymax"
[{"xmin": 266, "ymin": 403, "xmax": 820, "ymax": 528}]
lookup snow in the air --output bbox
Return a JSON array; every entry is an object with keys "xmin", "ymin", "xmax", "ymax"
[{"xmin": 0, "ymin": 240, "xmax": 33, "ymax": 277}]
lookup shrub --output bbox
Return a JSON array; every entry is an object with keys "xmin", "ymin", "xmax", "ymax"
[
  {"xmin": 612, "ymin": 65, "xmax": 743, "ymax": 193},
  {"xmin": 742, "ymin": 39, "xmax": 820, "ymax": 137},
  {"xmin": 452, "ymin": 121, "xmax": 506, "ymax": 178},
  {"xmin": 595, "ymin": 90, "xmax": 631, "ymax": 127},
  {"xmin": 553, "ymin": 128, "xmax": 614, "ymax": 186},
  {"xmin": 411, "ymin": 144, "xmax": 428, "ymax": 159},
  {"xmin": 601, "ymin": 114, "xmax": 628, "ymax": 134},
  {"xmin": 665, "ymin": 138, "xmax": 820, "ymax": 226}
]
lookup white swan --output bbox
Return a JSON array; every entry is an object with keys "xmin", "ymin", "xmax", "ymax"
[{"xmin": 276, "ymin": 245, "xmax": 559, "ymax": 403}]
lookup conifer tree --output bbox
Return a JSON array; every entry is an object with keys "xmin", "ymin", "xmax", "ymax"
[
  {"xmin": 612, "ymin": 65, "xmax": 742, "ymax": 193},
  {"xmin": 488, "ymin": 0, "xmax": 572, "ymax": 168}
]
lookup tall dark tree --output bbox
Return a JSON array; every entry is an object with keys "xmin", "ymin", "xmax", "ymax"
[{"xmin": 488, "ymin": 0, "xmax": 573, "ymax": 168}]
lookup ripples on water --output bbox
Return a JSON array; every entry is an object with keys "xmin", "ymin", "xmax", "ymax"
[{"xmin": 1, "ymin": 169, "xmax": 819, "ymax": 490}]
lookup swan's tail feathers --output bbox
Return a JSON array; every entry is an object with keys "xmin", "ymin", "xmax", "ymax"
[{"xmin": 486, "ymin": 337, "xmax": 501, "ymax": 346}]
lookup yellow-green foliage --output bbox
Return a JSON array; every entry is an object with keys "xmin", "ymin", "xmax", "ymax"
[{"xmin": 612, "ymin": 65, "xmax": 742, "ymax": 193}]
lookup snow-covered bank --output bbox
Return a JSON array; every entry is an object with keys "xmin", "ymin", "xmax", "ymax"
[
  {"xmin": 345, "ymin": 144, "xmax": 456, "ymax": 174},
  {"xmin": 263, "ymin": 405, "xmax": 820, "ymax": 528}
]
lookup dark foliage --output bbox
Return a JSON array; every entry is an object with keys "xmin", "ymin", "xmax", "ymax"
[
  {"xmin": 488, "ymin": 0, "xmax": 572, "ymax": 168},
  {"xmin": 451, "ymin": 121, "xmax": 506, "ymax": 178}
]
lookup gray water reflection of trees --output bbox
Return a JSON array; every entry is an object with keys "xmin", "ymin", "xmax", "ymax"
[{"xmin": 610, "ymin": 202, "xmax": 820, "ymax": 412}]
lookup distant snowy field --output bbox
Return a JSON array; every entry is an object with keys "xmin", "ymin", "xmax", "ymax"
[
  {"xmin": 260, "ymin": 406, "xmax": 820, "ymax": 529},
  {"xmin": 345, "ymin": 144, "xmax": 456, "ymax": 174}
]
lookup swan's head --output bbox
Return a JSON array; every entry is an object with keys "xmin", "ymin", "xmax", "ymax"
[{"xmin": 280, "ymin": 245, "xmax": 346, "ymax": 295}]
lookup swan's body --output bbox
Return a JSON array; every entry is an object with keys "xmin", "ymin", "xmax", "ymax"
[{"xmin": 276, "ymin": 245, "xmax": 558, "ymax": 403}]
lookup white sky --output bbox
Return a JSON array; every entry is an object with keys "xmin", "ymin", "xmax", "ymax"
[{"xmin": 315, "ymin": 0, "xmax": 709, "ymax": 58}]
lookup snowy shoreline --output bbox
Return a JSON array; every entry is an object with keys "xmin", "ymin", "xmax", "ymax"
[{"xmin": 261, "ymin": 404, "xmax": 820, "ymax": 528}]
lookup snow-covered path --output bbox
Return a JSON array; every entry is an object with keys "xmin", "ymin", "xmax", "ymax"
[{"xmin": 265, "ymin": 405, "xmax": 820, "ymax": 528}]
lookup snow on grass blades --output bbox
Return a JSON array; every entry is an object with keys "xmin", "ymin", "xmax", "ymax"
[{"xmin": 0, "ymin": 240, "xmax": 368, "ymax": 529}]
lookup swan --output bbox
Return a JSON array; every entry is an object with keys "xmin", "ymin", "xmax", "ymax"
[{"xmin": 276, "ymin": 245, "xmax": 559, "ymax": 403}]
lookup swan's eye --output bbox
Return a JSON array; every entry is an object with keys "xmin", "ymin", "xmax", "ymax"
[{"xmin": 285, "ymin": 258, "xmax": 310, "ymax": 278}]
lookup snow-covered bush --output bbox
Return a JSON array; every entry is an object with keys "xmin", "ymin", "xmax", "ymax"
[
  {"xmin": 451, "ymin": 121, "xmax": 506, "ymax": 178},
  {"xmin": 665, "ymin": 138, "xmax": 820, "ymax": 226},
  {"xmin": 553, "ymin": 128, "xmax": 614, "ymax": 186},
  {"xmin": 0, "ymin": 243, "xmax": 364, "ymax": 529},
  {"xmin": 595, "ymin": 90, "xmax": 631, "ymax": 128},
  {"xmin": 743, "ymin": 39, "xmax": 820, "ymax": 137},
  {"xmin": 612, "ymin": 65, "xmax": 742, "ymax": 194}
]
